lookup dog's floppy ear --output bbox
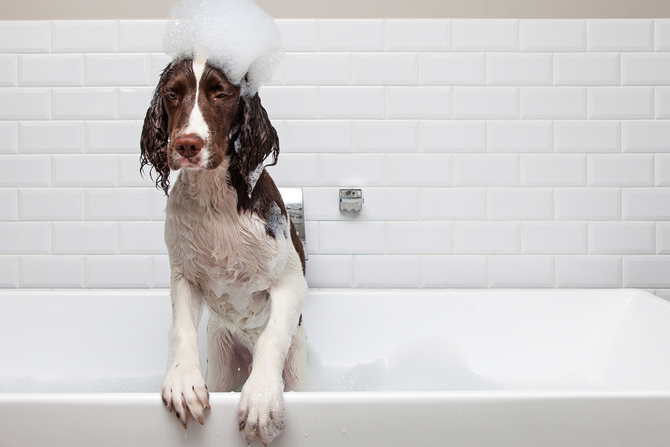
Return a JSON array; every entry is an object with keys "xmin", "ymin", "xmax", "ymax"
[
  {"xmin": 140, "ymin": 69, "xmax": 172, "ymax": 196},
  {"xmin": 228, "ymin": 92, "xmax": 280, "ymax": 198}
]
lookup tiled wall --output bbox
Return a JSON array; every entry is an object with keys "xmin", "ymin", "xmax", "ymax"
[{"xmin": 0, "ymin": 19, "xmax": 669, "ymax": 296}]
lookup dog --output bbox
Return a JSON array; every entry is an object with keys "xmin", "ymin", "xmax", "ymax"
[{"xmin": 140, "ymin": 54, "xmax": 308, "ymax": 446}]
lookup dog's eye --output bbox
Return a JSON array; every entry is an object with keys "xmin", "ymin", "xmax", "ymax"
[
  {"xmin": 214, "ymin": 91, "xmax": 231, "ymax": 100},
  {"xmin": 165, "ymin": 91, "xmax": 178, "ymax": 101}
]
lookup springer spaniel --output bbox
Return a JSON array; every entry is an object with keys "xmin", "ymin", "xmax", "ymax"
[{"xmin": 140, "ymin": 55, "xmax": 308, "ymax": 446}]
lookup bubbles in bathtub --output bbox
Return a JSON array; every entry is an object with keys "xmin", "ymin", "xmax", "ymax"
[
  {"xmin": 163, "ymin": 0, "xmax": 282, "ymax": 97},
  {"xmin": 301, "ymin": 337, "xmax": 502, "ymax": 392},
  {"xmin": 0, "ymin": 375, "xmax": 163, "ymax": 393}
]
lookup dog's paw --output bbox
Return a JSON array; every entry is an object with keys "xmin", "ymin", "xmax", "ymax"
[
  {"xmin": 237, "ymin": 373, "xmax": 285, "ymax": 446},
  {"xmin": 162, "ymin": 362, "xmax": 210, "ymax": 428}
]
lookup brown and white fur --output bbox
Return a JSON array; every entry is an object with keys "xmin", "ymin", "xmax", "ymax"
[{"xmin": 140, "ymin": 55, "xmax": 308, "ymax": 446}]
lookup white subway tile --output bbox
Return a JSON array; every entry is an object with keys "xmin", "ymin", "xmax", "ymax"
[
  {"xmin": 520, "ymin": 20, "xmax": 586, "ymax": 52},
  {"xmin": 521, "ymin": 154, "xmax": 586, "ymax": 187},
  {"xmin": 319, "ymin": 221, "xmax": 385, "ymax": 254},
  {"xmin": 421, "ymin": 255, "xmax": 488, "ymax": 288},
  {"xmin": 521, "ymin": 222, "xmax": 588, "ymax": 254},
  {"xmin": 19, "ymin": 121, "xmax": 85, "ymax": 154},
  {"xmin": 621, "ymin": 54, "xmax": 670, "ymax": 86},
  {"xmin": 453, "ymin": 87, "xmax": 519, "ymax": 120},
  {"xmin": 587, "ymin": 154, "xmax": 654, "ymax": 187},
  {"xmin": 150, "ymin": 53, "xmax": 173, "ymax": 85},
  {"xmin": 588, "ymin": 87, "xmax": 654, "ymax": 119},
  {"xmin": 18, "ymin": 55, "xmax": 83, "ymax": 87},
  {"xmin": 53, "ymin": 222, "xmax": 117, "ymax": 255},
  {"xmin": 0, "ymin": 122, "xmax": 18, "ymax": 154},
  {"xmin": 555, "ymin": 188, "xmax": 621, "ymax": 221},
  {"xmin": 0, "ymin": 88, "xmax": 50, "ymax": 120},
  {"xmin": 318, "ymin": 20, "xmax": 385, "ymax": 51},
  {"xmin": 305, "ymin": 220, "xmax": 319, "ymax": 255},
  {"xmin": 303, "ymin": 188, "xmax": 351, "ymax": 221},
  {"xmin": 353, "ymin": 255, "xmax": 420, "ymax": 288},
  {"xmin": 52, "ymin": 20, "xmax": 117, "ymax": 53},
  {"xmin": 656, "ymin": 19, "xmax": 670, "ymax": 51},
  {"xmin": 487, "ymin": 121, "xmax": 553, "ymax": 153},
  {"xmin": 454, "ymin": 154, "xmax": 519, "ymax": 187},
  {"xmin": 0, "ymin": 21, "xmax": 50, "ymax": 53},
  {"xmin": 622, "ymin": 121, "xmax": 670, "ymax": 153},
  {"xmin": 421, "ymin": 188, "xmax": 487, "ymax": 221},
  {"xmin": 276, "ymin": 20, "xmax": 318, "ymax": 52},
  {"xmin": 355, "ymin": 188, "xmax": 420, "ymax": 221},
  {"xmin": 0, "ymin": 189, "xmax": 17, "ymax": 221},
  {"xmin": 553, "ymin": 53, "xmax": 620, "ymax": 86},
  {"xmin": 151, "ymin": 188, "xmax": 168, "ymax": 221},
  {"xmin": 658, "ymin": 155, "xmax": 670, "ymax": 186},
  {"xmin": 18, "ymin": 188, "xmax": 84, "ymax": 221},
  {"xmin": 0, "ymin": 256, "xmax": 18, "ymax": 287},
  {"xmin": 353, "ymin": 120, "xmax": 418, "ymax": 153},
  {"xmin": 51, "ymin": 155, "xmax": 118, "ymax": 187},
  {"xmin": 658, "ymin": 223, "xmax": 670, "ymax": 254},
  {"xmin": 119, "ymin": 87, "xmax": 154, "ymax": 120},
  {"xmin": 19, "ymin": 255, "xmax": 85, "ymax": 288},
  {"xmin": 0, "ymin": 222, "xmax": 50, "ymax": 254},
  {"xmin": 0, "ymin": 55, "xmax": 17, "ymax": 86},
  {"xmin": 318, "ymin": 86, "xmax": 387, "ymax": 119},
  {"xmin": 488, "ymin": 255, "xmax": 555, "ymax": 288},
  {"xmin": 119, "ymin": 222, "xmax": 166, "ymax": 254},
  {"xmin": 386, "ymin": 154, "xmax": 452, "ymax": 187},
  {"xmin": 318, "ymin": 154, "xmax": 385, "ymax": 186},
  {"xmin": 85, "ymin": 54, "xmax": 151, "ymax": 87},
  {"xmin": 85, "ymin": 188, "xmax": 152, "ymax": 221},
  {"xmin": 118, "ymin": 20, "xmax": 167, "ymax": 52},
  {"xmin": 623, "ymin": 256, "xmax": 670, "ymax": 288},
  {"xmin": 52, "ymin": 88, "xmax": 117, "ymax": 120},
  {"xmin": 386, "ymin": 87, "xmax": 452, "ymax": 119},
  {"xmin": 85, "ymin": 255, "xmax": 152, "ymax": 288},
  {"xmin": 453, "ymin": 19, "xmax": 519, "ymax": 52},
  {"xmin": 623, "ymin": 188, "xmax": 670, "ymax": 221},
  {"xmin": 85, "ymin": 121, "xmax": 142, "ymax": 154},
  {"xmin": 657, "ymin": 87, "xmax": 670, "ymax": 118},
  {"xmin": 589, "ymin": 222, "xmax": 655, "ymax": 254},
  {"xmin": 419, "ymin": 53, "xmax": 486, "ymax": 86},
  {"xmin": 152, "ymin": 255, "xmax": 170, "ymax": 288},
  {"xmin": 0, "ymin": 155, "xmax": 50, "ymax": 187},
  {"xmin": 304, "ymin": 255, "xmax": 353, "ymax": 288},
  {"xmin": 488, "ymin": 188, "xmax": 554, "ymax": 221},
  {"xmin": 385, "ymin": 19, "xmax": 451, "ymax": 52},
  {"xmin": 258, "ymin": 86, "xmax": 317, "ymax": 119},
  {"xmin": 587, "ymin": 19, "xmax": 654, "ymax": 52},
  {"xmin": 119, "ymin": 154, "xmax": 154, "ymax": 187},
  {"xmin": 420, "ymin": 121, "xmax": 487, "ymax": 153},
  {"xmin": 555, "ymin": 121, "xmax": 620, "ymax": 153},
  {"xmin": 285, "ymin": 53, "xmax": 350, "ymax": 85},
  {"xmin": 283, "ymin": 120, "xmax": 351, "ymax": 153},
  {"xmin": 266, "ymin": 154, "xmax": 318, "ymax": 187},
  {"xmin": 387, "ymin": 222, "xmax": 452, "ymax": 254},
  {"xmin": 454, "ymin": 222, "xmax": 520, "ymax": 255},
  {"xmin": 487, "ymin": 53, "xmax": 553, "ymax": 86},
  {"xmin": 556, "ymin": 255, "xmax": 622, "ymax": 288},
  {"xmin": 352, "ymin": 53, "xmax": 418, "ymax": 86},
  {"xmin": 520, "ymin": 87, "xmax": 586, "ymax": 119}
]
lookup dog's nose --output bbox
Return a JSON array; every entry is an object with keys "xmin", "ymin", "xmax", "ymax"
[{"xmin": 174, "ymin": 134, "xmax": 204, "ymax": 158}]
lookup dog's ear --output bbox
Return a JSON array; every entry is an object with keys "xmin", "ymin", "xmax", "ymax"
[
  {"xmin": 228, "ymin": 92, "xmax": 280, "ymax": 198},
  {"xmin": 140, "ymin": 72, "xmax": 171, "ymax": 196}
]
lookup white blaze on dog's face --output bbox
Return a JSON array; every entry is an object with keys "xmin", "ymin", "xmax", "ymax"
[{"xmin": 160, "ymin": 56, "xmax": 242, "ymax": 171}]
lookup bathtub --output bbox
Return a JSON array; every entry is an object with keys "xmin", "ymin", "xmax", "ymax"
[{"xmin": 1, "ymin": 288, "xmax": 670, "ymax": 446}]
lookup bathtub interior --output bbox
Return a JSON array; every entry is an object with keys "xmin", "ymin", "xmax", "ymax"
[{"xmin": 1, "ymin": 288, "xmax": 670, "ymax": 394}]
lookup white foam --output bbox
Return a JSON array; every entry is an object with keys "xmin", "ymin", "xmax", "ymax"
[{"xmin": 164, "ymin": 0, "xmax": 282, "ymax": 97}]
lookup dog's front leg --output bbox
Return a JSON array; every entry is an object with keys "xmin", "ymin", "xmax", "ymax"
[
  {"xmin": 238, "ymin": 254, "xmax": 308, "ymax": 445},
  {"xmin": 162, "ymin": 276, "xmax": 210, "ymax": 428}
]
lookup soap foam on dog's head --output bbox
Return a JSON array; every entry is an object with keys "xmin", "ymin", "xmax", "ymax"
[{"xmin": 163, "ymin": 0, "xmax": 282, "ymax": 97}]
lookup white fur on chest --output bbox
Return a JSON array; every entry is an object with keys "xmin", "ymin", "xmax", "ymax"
[{"xmin": 165, "ymin": 167, "xmax": 289, "ymax": 321}]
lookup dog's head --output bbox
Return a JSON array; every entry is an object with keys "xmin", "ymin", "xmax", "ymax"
[{"xmin": 140, "ymin": 56, "xmax": 279, "ymax": 196}]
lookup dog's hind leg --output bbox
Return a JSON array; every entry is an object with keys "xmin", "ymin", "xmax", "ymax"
[
  {"xmin": 283, "ymin": 321, "xmax": 307, "ymax": 391},
  {"xmin": 205, "ymin": 316, "xmax": 252, "ymax": 392}
]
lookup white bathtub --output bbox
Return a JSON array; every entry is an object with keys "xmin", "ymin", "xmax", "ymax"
[{"xmin": 1, "ymin": 289, "xmax": 670, "ymax": 446}]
